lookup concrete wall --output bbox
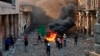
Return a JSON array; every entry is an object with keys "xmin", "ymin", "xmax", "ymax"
[{"xmin": 0, "ymin": 0, "xmax": 19, "ymax": 15}]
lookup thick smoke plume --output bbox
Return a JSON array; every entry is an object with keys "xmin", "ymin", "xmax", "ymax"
[{"xmin": 48, "ymin": 4, "xmax": 75, "ymax": 35}]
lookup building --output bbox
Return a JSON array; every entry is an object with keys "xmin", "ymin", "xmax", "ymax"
[
  {"xmin": 77, "ymin": 0, "xmax": 100, "ymax": 35},
  {"xmin": 19, "ymin": 1, "xmax": 32, "ymax": 34},
  {"xmin": 0, "ymin": 0, "xmax": 19, "ymax": 52}
]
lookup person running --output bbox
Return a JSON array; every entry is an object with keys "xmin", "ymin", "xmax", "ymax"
[
  {"xmin": 46, "ymin": 42, "xmax": 51, "ymax": 56},
  {"xmin": 24, "ymin": 34, "xmax": 28, "ymax": 52}
]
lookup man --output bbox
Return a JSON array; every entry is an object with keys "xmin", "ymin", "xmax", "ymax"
[
  {"xmin": 63, "ymin": 34, "xmax": 66, "ymax": 47},
  {"xmin": 37, "ymin": 33, "xmax": 41, "ymax": 43},
  {"xmin": 46, "ymin": 42, "xmax": 51, "ymax": 56},
  {"xmin": 24, "ymin": 34, "xmax": 28, "ymax": 52},
  {"xmin": 74, "ymin": 32, "xmax": 78, "ymax": 46}
]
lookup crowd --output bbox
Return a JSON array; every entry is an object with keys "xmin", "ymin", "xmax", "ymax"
[{"xmin": 4, "ymin": 31, "xmax": 78, "ymax": 56}]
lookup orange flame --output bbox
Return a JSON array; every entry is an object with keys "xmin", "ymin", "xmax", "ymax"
[{"xmin": 45, "ymin": 30, "xmax": 57, "ymax": 42}]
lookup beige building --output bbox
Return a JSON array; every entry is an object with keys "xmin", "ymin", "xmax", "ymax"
[
  {"xmin": 0, "ymin": 0, "xmax": 32, "ymax": 53},
  {"xmin": 19, "ymin": 1, "xmax": 32, "ymax": 34},
  {"xmin": 77, "ymin": 0, "xmax": 100, "ymax": 35}
]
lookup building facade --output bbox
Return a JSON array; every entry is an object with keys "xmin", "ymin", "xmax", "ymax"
[
  {"xmin": 19, "ymin": 1, "xmax": 32, "ymax": 34},
  {"xmin": 77, "ymin": 0, "xmax": 100, "ymax": 36},
  {"xmin": 0, "ymin": 0, "xmax": 20, "ymax": 52}
]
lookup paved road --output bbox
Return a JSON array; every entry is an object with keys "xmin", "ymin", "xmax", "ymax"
[{"xmin": 7, "ymin": 32, "xmax": 94, "ymax": 56}]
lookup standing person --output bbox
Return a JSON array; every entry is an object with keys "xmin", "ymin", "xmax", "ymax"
[
  {"xmin": 63, "ymin": 34, "xmax": 66, "ymax": 47},
  {"xmin": 5, "ymin": 37, "xmax": 11, "ymax": 51},
  {"xmin": 57, "ymin": 37, "xmax": 60, "ymax": 49},
  {"xmin": 59, "ymin": 36, "xmax": 63, "ymax": 48},
  {"xmin": 10, "ymin": 35, "xmax": 15, "ymax": 48},
  {"xmin": 74, "ymin": 32, "xmax": 78, "ymax": 46},
  {"xmin": 55, "ymin": 36, "xmax": 58, "ymax": 48},
  {"xmin": 44, "ymin": 38, "xmax": 48, "ymax": 48},
  {"xmin": 37, "ymin": 33, "xmax": 41, "ymax": 43},
  {"xmin": 46, "ymin": 42, "xmax": 51, "ymax": 56},
  {"xmin": 24, "ymin": 34, "xmax": 28, "ymax": 52},
  {"xmin": 0, "ymin": 50, "xmax": 2, "ymax": 56}
]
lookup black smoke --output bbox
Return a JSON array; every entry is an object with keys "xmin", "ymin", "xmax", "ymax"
[{"xmin": 48, "ymin": 4, "xmax": 75, "ymax": 35}]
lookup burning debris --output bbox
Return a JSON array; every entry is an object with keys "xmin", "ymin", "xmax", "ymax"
[
  {"xmin": 45, "ymin": 30, "xmax": 57, "ymax": 42},
  {"xmin": 45, "ymin": 4, "xmax": 75, "ymax": 42}
]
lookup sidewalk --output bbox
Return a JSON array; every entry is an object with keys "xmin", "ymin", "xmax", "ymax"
[{"xmin": 2, "ymin": 34, "xmax": 24, "ymax": 56}]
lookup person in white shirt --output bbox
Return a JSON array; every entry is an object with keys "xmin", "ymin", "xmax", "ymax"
[{"xmin": 63, "ymin": 34, "xmax": 67, "ymax": 47}]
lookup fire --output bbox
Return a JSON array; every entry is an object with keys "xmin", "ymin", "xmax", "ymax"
[{"xmin": 45, "ymin": 30, "xmax": 57, "ymax": 42}]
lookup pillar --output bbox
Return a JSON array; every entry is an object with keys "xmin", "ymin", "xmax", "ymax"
[
  {"xmin": 14, "ymin": 14, "xmax": 18, "ymax": 38},
  {"xmin": 18, "ymin": 12, "xmax": 22, "ymax": 35},
  {"xmin": 0, "ymin": 16, "xmax": 2, "ymax": 51},
  {"xmin": 5, "ymin": 15, "xmax": 9, "ymax": 37},
  {"xmin": 89, "ymin": 11, "xmax": 100, "ymax": 56},
  {"xmin": 78, "ymin": 12, "xmax": 81, "ymax": 32},
  {"xmin": 11, "ymin": 15, "xmax": 14, "ymax": 37},
  {"xmin": 86, "ymin": 11, "xmax": 89, "ymax": 37},
  {"xmin": 94, "ymin": 11, "xmax": 100, "ymax": 53},
  {"xmin": 1, "ymin": 16, "xmax": 6, "ymax": 50},
  {"xmin": 90, "ymin": 14, "xmax": 93, "ymax": 36}
]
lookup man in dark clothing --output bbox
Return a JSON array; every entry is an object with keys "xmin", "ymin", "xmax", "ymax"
[
  {"xmin": 0, "ymin": 49, "xmax": 2, "ymax": 56},
  {"xmin": 46, "ymin": 43, "xmax": 50, "ymax": 56},
  {"xmin": 44, "ymin": 38, "xmax": 48, "ymax": 47},
  {"xmin": 24, "ymin": 34, "xmax": 28, "ymax": 52},
  {"xmin": 74, "ymin": 32, "xmax": 78, "ymax": 46},
  {"xmin": 10, "ymin": 35, "xmax": 15, "ymax": 48},
  {"xmin": 37, "ymin": 33, "xmax": 41, "ymax": 43},
  {"xmin": 5, "ymin": 38, "xmax": 11, "ymax": 51}
]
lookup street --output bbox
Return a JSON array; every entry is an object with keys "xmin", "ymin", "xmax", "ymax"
[{"xmin": 7, "ymin": 31, "xmax": 94, "ymax": 56}]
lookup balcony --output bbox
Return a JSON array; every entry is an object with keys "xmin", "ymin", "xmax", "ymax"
[{"xmin": 0, "ymin": 0, "xmax": 15, "ymax": 6}]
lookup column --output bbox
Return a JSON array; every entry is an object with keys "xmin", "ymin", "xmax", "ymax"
[
  {"xmin": 94, "ymin": 11, "xmax": 100, "ymax": 53},
  {"xmin": 15, "ymin": 14, "xmax": 19, "ymax": 39},
  {"xmin": 2, "ymin": 16, "xmax": 6, "ymax": 50},
  {"xmin": 18, "ymin": 14, "xmax": 21, "ymax": 35},
  {"xmin": 78, "ymin": 12, "xmax": 81, "ymax": 32},
  {"xmin": 86, "ymin": 11, "xmax": 89, "ymax": 37},
  {"xmin": 89, "ymin": 11, "xmax": 100, "ymax": 56},
  {"xmin": 11, "ymin": 15, "xmax": 14, "ymax": 37},
  {"xmin": 90, "ymin": 14, "xmax": 93, "ymax": 36},
  {"xmin": 13, "ymin": 15, "xmax": 16, "ymax": 39},
  {"xmin": 0, "ymin": 16, "xmax": 2, "ymax": 51},
  {"xmin": 5, "ymin": 15, "xmax": 9, "ymax": 37}
]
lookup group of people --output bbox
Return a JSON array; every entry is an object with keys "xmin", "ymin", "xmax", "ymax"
[
  {"xmin": 55, "ymin": 32, "xmax": 78, "ymax": 49},
  {"xmin": 55, "ymin": 34, "xmax": 67, "ymax": 49},
  {"xmin": 23, "ymin": 32, "xmax": 78, "ymax": 56},
  {"xmin": 5, "ymin": 35, "xmax": 15, "ymax": 51}
]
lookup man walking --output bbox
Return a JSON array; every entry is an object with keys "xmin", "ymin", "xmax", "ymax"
[{"xmin": 46, "ymin": 42, "xmax": 51, "ymax": 56}]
